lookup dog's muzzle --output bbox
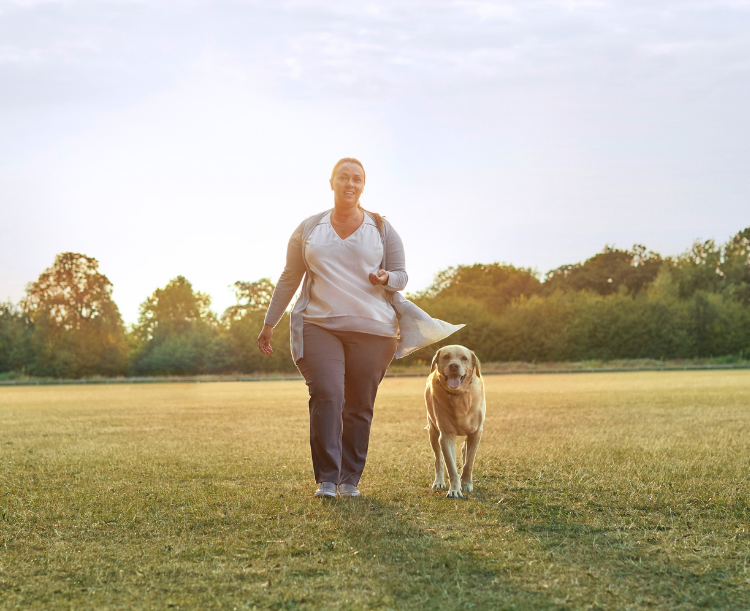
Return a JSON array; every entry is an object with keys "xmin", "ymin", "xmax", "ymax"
[{"xmin": 443, "ymin": 372, "xmax": 466, "ymax": 389}]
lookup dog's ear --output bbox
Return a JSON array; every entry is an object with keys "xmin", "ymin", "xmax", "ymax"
[
  {"xmin": 471, "ymin": 350, "xmax": 482, "ymax": 378},
  {"xmin": 430, "ymin": 348, "xmax": 442, "ymax": 372}
]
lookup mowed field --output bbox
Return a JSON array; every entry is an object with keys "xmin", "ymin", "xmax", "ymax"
[{"xmin": 1, "ymin": 372, "xmax": 749, "ymax": 610}]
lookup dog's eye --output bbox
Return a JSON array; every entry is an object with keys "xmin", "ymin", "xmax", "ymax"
[{"xmin": 461, "ymin": 356, "xmax": 468, "ymax": 361}]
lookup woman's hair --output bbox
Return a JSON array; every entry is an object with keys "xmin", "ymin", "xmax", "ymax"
[{"xmin": 331, "ymin": 157, "xmax": 384, "ymax": 235}]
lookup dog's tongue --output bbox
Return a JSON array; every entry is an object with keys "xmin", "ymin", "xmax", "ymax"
[{"xmin": 447, "ymin": 376, "xmax": 462, "ymax": 389}]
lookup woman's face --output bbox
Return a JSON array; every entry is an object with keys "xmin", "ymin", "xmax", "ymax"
[{"xmin": 330, "ymin": 162, "xmax": 365, "ymax": 207}]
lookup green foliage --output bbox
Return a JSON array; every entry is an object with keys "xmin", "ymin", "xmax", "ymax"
[
  {"xmin": 406, "ymin": 295, "xmax": 505, "ymax": 363},
  {"xmin": 2, "ymin": 228, "xmax": 750, "ymax": 378},
  {"xmin": 221, "ymin": 278, "xmax": 295, "ymax": 373},
  {"xmin": 720, "ymin": 227, "xmax": 750, "ymax": 302},
  {"xmin": 403, "ymin": 229, "xmax": 750, "ymax": 365},
  {"xmin": 130, "ymin": 276, "xmax": 224, "ymax": 376},
  {"xmin": 668, "ymin": 239, "xmax": 724, "ymax": 298},
  {"xmin": 222, "ymin": 278, "xmax": 276, "ymax": 322},
  {"xmin": 414, "ymin": 262, "xmax": 541, "ymax": 314},
  {"xmin": 21, "ymin": 253, "xmax": 127, "ymax": 377},
  {"xmin": 0, "ymin": 302, "xmax": 34, "ymax": 374},
  {"xmin": 544, "ymin": 244, "xmax": 662, "ymax": 296}
]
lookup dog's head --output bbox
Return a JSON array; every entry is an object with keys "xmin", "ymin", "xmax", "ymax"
[{"xmin": 430, "ymin": 345, "xmax": 482, "ymax": 391}]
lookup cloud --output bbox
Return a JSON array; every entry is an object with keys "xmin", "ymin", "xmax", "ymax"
[
  {"xmin": 1, "ymin": 0, "xmax": 749, "ymax": 322},
  {"xmin": 1, "ymin": 0, "xmax": 749, "ymax": 107}
]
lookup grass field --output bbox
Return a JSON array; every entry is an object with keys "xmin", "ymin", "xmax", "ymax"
[{"xmin": 1, "ymin": 372, "xmax": 749, "ymax": 610}]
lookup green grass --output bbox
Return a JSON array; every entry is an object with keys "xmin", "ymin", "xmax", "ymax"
[{"xmin": 1, "ymin": 372, "xmax": 749, "ymax": 610}]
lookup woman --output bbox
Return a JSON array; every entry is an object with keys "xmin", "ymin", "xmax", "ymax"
[{"xmin": 258, "ymin": 158, "xmax": 461, "ymax": 498}]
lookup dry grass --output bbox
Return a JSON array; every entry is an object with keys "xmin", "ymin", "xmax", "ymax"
[{"xmin": 1, "ymin": 372, "xmax": 749, "ymax": 610}]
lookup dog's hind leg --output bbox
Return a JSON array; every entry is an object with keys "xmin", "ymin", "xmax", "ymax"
[
  {"xmin": 461, "ymin": 430, "xmax": 483, "ymax": 493},
  {"xmin": 429, "ymin": 424, "xmax": 446, "ymax": 489},
  {"xmin": 439, "ymin": 432, "xmax": 463, "ymax": 499}
]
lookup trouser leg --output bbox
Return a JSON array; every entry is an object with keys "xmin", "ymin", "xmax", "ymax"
[
  {"xmin": 296, "ymin": 324, "xmax": 346, "ymax": 484},
  {"xmin": 339, "ymin": 332, "xmax": 398, "ymax": 486}
]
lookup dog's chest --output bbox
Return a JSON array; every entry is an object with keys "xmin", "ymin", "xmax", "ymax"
[{"xmin": 432, "ymin": 384, "xmax": 483, "ymax": 434}]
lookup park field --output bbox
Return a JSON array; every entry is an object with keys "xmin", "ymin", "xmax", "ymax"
[{"xmin": 1, "ymin": 372, "xmax": 749, "ymax": 610}]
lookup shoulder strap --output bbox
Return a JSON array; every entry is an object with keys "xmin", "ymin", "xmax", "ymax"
[
  {"xmin": 302, "ymin": 209, "xmax": 332, "ymax": 244},
  {"xmin": 363, "ymin": 210, "xmax": 387, "ymax": 243},
  {"xmin": 303, "ymin": 209, "xmax": 386, "ymax": 244}
]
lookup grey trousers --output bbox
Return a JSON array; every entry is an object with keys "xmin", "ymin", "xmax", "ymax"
[{"xmin": 296, "ymin": 323, "xmax": 398, "ymax": 486}]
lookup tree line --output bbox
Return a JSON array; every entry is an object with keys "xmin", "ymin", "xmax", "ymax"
[{"xmin": 1, "ymin": 227, "xmax": 749, "ymax": 378}]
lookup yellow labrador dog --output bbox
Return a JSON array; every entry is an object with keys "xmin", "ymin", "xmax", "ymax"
[{"xmin": 425, "ymin": 345, "xmax": 486, "ymax": 499}]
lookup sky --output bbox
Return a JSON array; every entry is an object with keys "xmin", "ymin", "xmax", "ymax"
[{"xmin": 2, "ymin": 0, "xmax": 749, "ymax": 325}]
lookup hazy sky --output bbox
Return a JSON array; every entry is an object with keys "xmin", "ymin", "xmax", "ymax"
[{"xmin": 2, "ymin": 0, "xmax": 749, "ymax": 324}]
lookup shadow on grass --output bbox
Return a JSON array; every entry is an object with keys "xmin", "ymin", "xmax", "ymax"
[
  {"xmin": 3, "ymin": 468, "xmax": 747, "ymax": 611},
  {"xmin": 224, "ymin": 470, "xmax": 750, "ymax": 611},
  {"xmin": 250, "ymin": 494, "xmax": 557, "ymax": 611},
  {"xmin": 469, "ymin": 481, "xmax": 747, "ymax": 611}
]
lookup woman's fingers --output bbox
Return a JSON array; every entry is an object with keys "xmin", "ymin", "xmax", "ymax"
[
  {"xmin": 258, "ymin": 325, "xmax": 274, "ymax": 355},
  {"xmin": 369, "ymin": 269, "xmax": 389, "ymax": 285}
]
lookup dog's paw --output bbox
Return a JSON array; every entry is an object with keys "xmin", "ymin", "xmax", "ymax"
[
  {"xmin": 445, "ymin": 489, "xmax": 464, "ymax": 499},
  {"xmin": 461, "ymin": 481, "xmax": 473, "ymax": 492},
  {"xmin": 432, "ymin": 480, "xmax": 447, "ymax": 490}
]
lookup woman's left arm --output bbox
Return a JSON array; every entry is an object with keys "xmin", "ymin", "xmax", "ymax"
[{"xmin": 382, "ymin": 221, "xmax": 408, "ymax": 292}]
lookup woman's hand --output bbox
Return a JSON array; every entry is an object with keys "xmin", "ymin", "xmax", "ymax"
[
  {"xmin": 369, "ymin": 269, "xmax": 390, "ymax": 286},
  {"xmin": 258, "ymin": 324, "xmax": 274, "ymax": 355}
]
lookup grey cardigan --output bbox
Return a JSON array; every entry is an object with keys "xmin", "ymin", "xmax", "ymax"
[{"xmin": 264, "ymin": 209, "xmax": 464, "ymax": 361}]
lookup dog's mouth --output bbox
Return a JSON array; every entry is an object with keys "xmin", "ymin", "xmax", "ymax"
[{"xmin": 445, "ymin": 374, "xmax": 466, "ymax": 390}]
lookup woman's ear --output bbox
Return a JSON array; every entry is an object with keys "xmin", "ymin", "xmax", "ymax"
[
  {"xmin": 430, "ymin": 348, "xmax": 442, "ymax": 372},
  {"xmin": 471, "ymin": 350, "xmax": 482, "ymax": 378}
]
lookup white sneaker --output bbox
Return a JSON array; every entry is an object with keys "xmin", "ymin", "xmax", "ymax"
[
  {"xmin": 314, "ymin": 482, "xmax": 337, "ymax": 498},
  {"xmin": 338, "ymin": 484, "xmax": 361, "ymax": 497}
]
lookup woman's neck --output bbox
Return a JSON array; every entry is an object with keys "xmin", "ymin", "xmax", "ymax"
[{"xmin": 332, "ymin": 201, "xmax": 362, "ymax": 222}]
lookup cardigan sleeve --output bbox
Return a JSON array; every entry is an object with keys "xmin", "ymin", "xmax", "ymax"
[
  {"xmin": 264, "ymin": 220, "xmax": 307, "ymax": 327},
  {"xmin": 383, "ymin": 220, "xmax": 408, "ymax": 292}
]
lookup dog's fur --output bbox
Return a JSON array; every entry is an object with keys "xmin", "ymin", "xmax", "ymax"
[{"xmin": 425, "ymin": 345, "xmax": 486, "ymax": 498}]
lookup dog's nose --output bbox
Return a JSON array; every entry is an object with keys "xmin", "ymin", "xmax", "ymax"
[{"xmin": 448, "ymin": 362, "xmax": 459, "ymax": 372}]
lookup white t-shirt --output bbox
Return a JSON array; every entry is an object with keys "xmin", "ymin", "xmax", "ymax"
[{"xmin": 301, "ymin": 211, "xmax": 399, "ymax": 337}]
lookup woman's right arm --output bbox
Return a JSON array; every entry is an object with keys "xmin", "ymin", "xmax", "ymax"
[{"xmin": 258, "ymin": 221, "xmax": 307, "ymax": 354}]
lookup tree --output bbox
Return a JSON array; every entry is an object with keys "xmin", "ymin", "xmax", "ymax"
[
  {"xmin": 222, "ymin": 278, "xmax": 275, "ymax": 323},
  {"xmin": 221, "ymin": 278, "xmax": 295, "ymax": 373},
  {"xmin": 668, "ymin": 239, "xmax": 723, "ymax": 299},
  {"xmin": 0, "ymin": 302, "xmax": 34, "ymax": 375},
  {"xmin": 415, "ymin": 263, "xmax": 541, "ymax": 315},
  {"xmin": 130, "ymin": 276, "xmax": 226, "ymax": 375},
  {"xmin": 23, "ymin": 252, "xmax": 127, "ymax": 377},
  {"xmin": 720, "ymin": 227, "xmax": 750, "ymax": 303},
  {"xmin": 544, "ymin": 245, "xmax": 662, "ymax": 296},
  {"xmin": 628, "ymin": 245, "xmax": 664, "ymax": 294}
]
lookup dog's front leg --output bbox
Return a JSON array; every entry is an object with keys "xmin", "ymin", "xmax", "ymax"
[
  {"xmin": 461, "ymin": 429, "xmax": 482, "ymax": 493},
  {"xmin": 429, "ymin": 424, "xmax": 446, "ymax": 489},
  {"xmin": 439, "ymin": 432, "xmax": 463, "ymax": 499}
]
